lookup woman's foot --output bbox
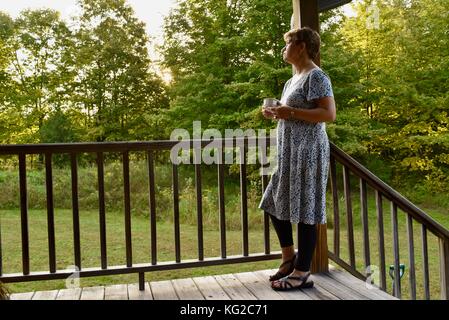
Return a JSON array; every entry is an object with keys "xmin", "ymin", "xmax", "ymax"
[
  {"xmin": 271, "ymin": 270, "xmax": 313, "ymax": 291},
  {"xmin": 268, "ymin": 256, "xmax": 296, "ymax": 281}
]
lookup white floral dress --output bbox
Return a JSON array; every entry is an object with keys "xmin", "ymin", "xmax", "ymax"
[{"xmin": 258, "ymin": 67, "xmax": 333, "ymax": 225}]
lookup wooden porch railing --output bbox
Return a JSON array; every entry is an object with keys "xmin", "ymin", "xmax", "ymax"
[
  {"xmin": 0, "ymin": 137, "xmax": 283, "ymax": 291},
  {"xmin": 328, "ymin": 143, "xmax": 449, "ymax": 300},
  {"xmin": 0, "ymin": 137, "xmax": 448, "ymax": 300}
]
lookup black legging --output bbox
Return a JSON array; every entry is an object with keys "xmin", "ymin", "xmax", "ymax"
[{"xmin": 269, "ymin": 214, "xmax": 317, "ymax": 272}]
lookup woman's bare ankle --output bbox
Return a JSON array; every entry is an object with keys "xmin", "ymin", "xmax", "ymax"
[
  {"xmin": 291, "ymin": 269, "xmax": 310, "ymax": 277},
  {"xmin": 282, "ymin": 254, "xmax": 295, "ymax": 263},
  {"xmin": 281, "ymin": 246, "xmax": 295, "ymax": 262}
]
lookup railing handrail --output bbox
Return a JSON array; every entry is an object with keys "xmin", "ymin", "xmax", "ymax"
[
  {"xmin": 0, "ymin": 137, "xmax": 270, "ymax": 155},
  {"xmin": 1, "ymin": 139, "xmax": 447, "ymax": 240},
  {"xmin": 330, "ymin": 141, "xmax": 449, "ymax": 241},
  {"xmin": 0, "ymin": 137, "xmax": 449, "ymax": 239},
  {"xmin": 329, "ymin": 141, "xmax": 449, "ymax": 299}
]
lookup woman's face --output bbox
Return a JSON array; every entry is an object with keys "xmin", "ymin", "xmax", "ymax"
[{"xmin": 282, "ymin": 38, "xmax": 305, "ymax": 64}]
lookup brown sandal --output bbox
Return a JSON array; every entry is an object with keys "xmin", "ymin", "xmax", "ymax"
[
  {"xmin": 271, "ymin": 272, "xmax": 314, "ymax": 291},
  {"xmin": 269, "ymin": 257, "xmax": 296, "ymax": 282}
]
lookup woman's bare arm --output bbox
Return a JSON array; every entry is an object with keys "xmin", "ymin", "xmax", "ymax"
[{"xmin": 269, "ymin": 96, "xmax": 336, "ymax": 123}]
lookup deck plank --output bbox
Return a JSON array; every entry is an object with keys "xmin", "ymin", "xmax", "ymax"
[
  {"xmin": 32, "ymin": 290, "xmax": 59, "ymax": 300},
  {"xmin": 10, "ymin": 292, "xmax": 35, "ymax": 300},
  {"xmin": 150, "ymin": 280, "xmax": 179, "ymax": 300},
  {"xmin": 193, "ymin": 276, "xmax": 230, "ymax": 300},
  {"xmin": 254, "ymin": 270, "xmax": 312, "ymax": 300},
  {"xmin": 56, "ymin": 288, "xmax": 82, "ymax": 300},
  {"xmin": 265, "ymin": 269, "xmax": 339, "ymax": 300},
  {"xmin": 311, "ymin": 273, "xmax": 367, "ymax": 300},
  {"xmin": 172, "ymin": 278, "xmax": 204, "ymax": 300},
  {"xmin": 301, "ymin": 283, "xmax": 340, "ymax": 300},
  {"xmin": 214, "ymin": 274, "xmax": 257, "ymax": 300},
  {"xmin": 105, "ymin": 284, "xmax": 128, "ymax": 300},
  {"xmin": 234, "ymin": 272, "xmax": 284, "ymax": 300},
  {"xmin": 128, "ymin": 283, "xmax": 153, "ymax": 300},
  {"xmin": 80, "ymin": 286, "xmax": 105, "ymax": 300},
  {"xmin": 327, "ymin": 266, "xmax": 397, "ymax": 300},
  {"xmin": 6, "ymin": 267, "xmax": 398, "ymax": 301},
  {"xmin": 324, "ymin": 271, "xmax": 385, "ymax": 300}
]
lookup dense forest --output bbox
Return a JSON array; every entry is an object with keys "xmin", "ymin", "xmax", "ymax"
[{"xmin": 0, "ymin": 0, "xmax": 448, "ymax": 192}]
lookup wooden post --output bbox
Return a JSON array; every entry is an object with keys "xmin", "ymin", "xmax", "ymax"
[
  {"xmin": 296, "ymin": 0, "xmax": 329, "ymax": 273},
  {"xmin": 292, "ymin": 0, "xmax": 300, "ymax": 29},
  {"xmin": 299, "ymin": 0, "xmax": 321, "ymax": 66}
]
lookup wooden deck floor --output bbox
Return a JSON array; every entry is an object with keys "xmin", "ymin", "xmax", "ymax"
[{"xmin": 9, "ymin": 266, "xmax": 397, "ymax": 300}]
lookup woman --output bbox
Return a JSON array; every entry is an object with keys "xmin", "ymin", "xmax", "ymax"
[{"xmin": 258, "ymin": 27, "xmax": 336, "ymax": 291}]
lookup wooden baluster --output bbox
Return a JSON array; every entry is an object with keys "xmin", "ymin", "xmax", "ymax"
[
  {"xmin": 172, "ymin": 163, "xmax": 181, "ymax": 263},
  {"xmin": 391, "ymin": 202, "xmax": 401, "ymax": 299},
  {"xmin": 218, "ymin": 140, "xmax": 226, "ymax": 258},
  {"xmin": 260, "ymin": 134, "xmax": 271, "ymax": 255},
  {"xmin": 406, "ymin": 214, "xmax": 417, "ymax": 300},
  {"xmin": 139, "ymin": 272, "xmax": 145, "ymax": 291},
  {"xmin": 262, "ymin": 176, "xmax": 270, "ymax": 255},
  {"xmin": 147, "ymin": 150, "xmax": 157, "ymax": 265},
  {"xmin": 19, "ymin": 154, "xmax": 30, "ymax": 275},
  {"xmin": 421, "ymin": 225, "xmax": 430, "ymax": 300},
  {"xmin": 45, "ymin": 153, "xmax": 56, "ymax": 273},
  {"xmin": 375, "ymin": 190, "xmax": 387, "ymax": 291},
  {"xmin": 123, "ymin": 151, "xmax": 132, "ymax": 267},
  {"xmin": 343, "ymin": 165, "xmax": 355, "ymax": 268},
  {"xmin": 439, "ymin": 236, "xmax": 449, "ymax": 300},
  {"xmin": 360, "ymin": 178, "xmax": 370, "ymax": 274},
  {"xmin": 195, "ymin": 146, "xmax": 204, "ymax": 261},
  {"xmin": 70, "ymin": 153, "xmax": 81, "ymax": 270},
  {"xmin": 330, "ymin": 154, "xmax": 340, "ymax": 257},
  {"xmin": 97, "ymin": 152, "xmax": 107, "ymax": 269},
  {"xmin": 240, "ymin": 137, "xmax": 249, "ymax": 257}
]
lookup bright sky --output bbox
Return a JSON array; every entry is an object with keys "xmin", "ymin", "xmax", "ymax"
[
  {"xmin": 0, "ymin": 0, "xmax": 356, "ymax": 35},
  {"xmin": 0, "ymin": 0, "xmax": 177, "ymax": 44}
]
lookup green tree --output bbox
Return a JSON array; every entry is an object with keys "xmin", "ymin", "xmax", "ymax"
[
  {"xmin": 6, "ymin": 9, "xmax": 73, "ymax": 144},
  {"xmin": 0, "ymin": 12, "xmax": 18, "ymax": 143},
  {"xmin": 74, "ymin": 0, "xmax": 169, "ymax": 142},
  {"xmin": 159, "ymin": 0, "xmax": 292, "ymax": 135},
  {"xmin": 320, "ymin": 8, "xmax": 379, "ymax": 158},
  {"xmin": 340, "ymin": 0, "xmax": 449, "ymax": 190}
]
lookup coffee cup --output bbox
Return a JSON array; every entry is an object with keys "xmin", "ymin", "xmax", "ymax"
[{"xmin": 263, "ymin": 98, "xmax": 281, "ymax": 108}]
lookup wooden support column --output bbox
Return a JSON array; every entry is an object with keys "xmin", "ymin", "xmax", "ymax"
[
  {"xmin": 293, "ymin": 0, "xmax": 328, "ymax": 274},
  {"xmin": 298, "ymin": 0, "xmax": 321, "ymax": 65}
]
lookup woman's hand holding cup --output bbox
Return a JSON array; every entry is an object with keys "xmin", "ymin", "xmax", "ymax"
[{"xmin": 261, "ymin": 98, "xmax": 280, "ymax": 120}]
